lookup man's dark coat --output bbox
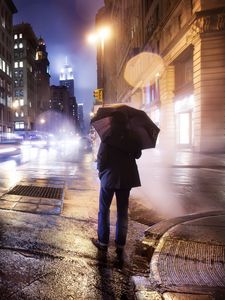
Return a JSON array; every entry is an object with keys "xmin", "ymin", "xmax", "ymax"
[{"xmin": 97, "ymin": 142, "xmax": 141, "ymax": 189}]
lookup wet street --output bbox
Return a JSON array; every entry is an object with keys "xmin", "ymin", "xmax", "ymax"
[
  {"xmin": 0, "ymin": 146, "xmax": 225, "ymax": 299},
  {"xmin": 0, "ymin": 145, "xmax": 147, "ymax": 299}
]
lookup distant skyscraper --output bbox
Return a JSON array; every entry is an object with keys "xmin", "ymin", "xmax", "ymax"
[{"xmin": 59, "ymin": 58, "xmax": 74, "ymax": 97}]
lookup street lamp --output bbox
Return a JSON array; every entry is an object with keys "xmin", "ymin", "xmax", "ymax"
[{"xmin": 87, "ymin": 26, "xmax": 111, "ymax": 107}]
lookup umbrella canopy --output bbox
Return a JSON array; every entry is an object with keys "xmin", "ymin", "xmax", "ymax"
[{"xmin": 91, "ymin": 105, "xmax": 160, "ymax": 152}]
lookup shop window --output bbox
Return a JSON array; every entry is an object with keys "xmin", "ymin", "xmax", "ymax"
[{"xmin": 15, "ymin": 122, "xmax": 24, "ymax": 129}]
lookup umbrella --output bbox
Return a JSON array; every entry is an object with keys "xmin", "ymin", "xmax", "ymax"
[{"xmin": 91, "ymin": 105, "xmax": 160, "ymax": 152}]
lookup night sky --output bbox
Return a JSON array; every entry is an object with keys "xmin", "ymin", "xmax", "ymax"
[{"xmin": 13, "ymin": 0, "xmax": 104, "ymax": 117}]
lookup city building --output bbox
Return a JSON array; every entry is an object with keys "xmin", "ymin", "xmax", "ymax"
[
  {"xmin": 59, "ymin": 59, "xmax": 74, "ymax": 97},
  {"xmin": 48, "ymin": 85, "xmax": 70, "ymax": 134},
  {"xmin": 100, "ymin": 0, "xmax": 225, "ymax": 153},
  {"xmin": 59, "ymin": 59, "xmax": 78, "ymax": 131},
  {"xmin": 50, "ymin": 85, "xmax": 70, "ymax": 114},
  {"xmin": 77, "ymin": 103, "xmax": 85, "ymax": 133},
  {"xmin": 35, "ymin": 37, "xmax": 50, "ymax": 114},
  {"xmin": 0, "ymin": 0, "xmax": 17, "ymax": 136},
  {"xmin": 13, "ymin": 23, "xmax": 38, "ymax": 132}
]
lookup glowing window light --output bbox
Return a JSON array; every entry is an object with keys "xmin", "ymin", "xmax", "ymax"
[{"xmin": 175, "ymin": 95, "xmax": 194, "ymax": 113}]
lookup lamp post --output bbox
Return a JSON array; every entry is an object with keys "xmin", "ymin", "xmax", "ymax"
[{"xmin": 87, "ymin": 26, "xmax": 111, "ymax": 107}]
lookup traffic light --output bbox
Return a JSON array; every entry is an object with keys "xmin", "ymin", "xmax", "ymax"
[
  {"xmin": 93, "ymin": 89, "xmax": 103, "ymax": 102},
  {"xmin": 98, "ymin": 89, "xmax": 103, "ymax": 101},
  {"xmin": 93, "ymin": 89, "xmax": 99, "ymax": 100}
]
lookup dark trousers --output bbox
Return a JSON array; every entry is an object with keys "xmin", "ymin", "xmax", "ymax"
[{"xmin": 98, "ymin": 187, "xmax": 130, "ymax": 247}]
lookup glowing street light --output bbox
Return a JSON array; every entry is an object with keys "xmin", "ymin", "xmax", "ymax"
[{"xmin": 40, "ymin": 118, "xmax": 46, "ymax": 124}]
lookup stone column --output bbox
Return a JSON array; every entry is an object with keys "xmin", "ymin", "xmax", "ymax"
[
  {"xmin": 159, "ymin": 65, "xmax": 176, "ymax": 152},
  {"xmin": 193, "ymin": 29, "xmax": 225, "ymax": 152}
]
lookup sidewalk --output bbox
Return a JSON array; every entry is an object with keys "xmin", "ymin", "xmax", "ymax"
[
  {"xmin": 132, "ymin": 210, "xmax": 225, "ymax": 300},
  {"xmin": 130, "ymin": 151, "xmax": 225, "ymax": 300},
  {"xmin": 0, "ymin": 153, "xmax": 148, "ymax": 299},
  {"xmin": 0, "ymin": 150, "xmax": 224, "ymax": 299}
]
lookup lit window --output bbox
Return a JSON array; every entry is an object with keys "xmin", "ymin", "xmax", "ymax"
[
  {"xmin": 14, "ymin": 62, "xmax": 18, "ymax": 68},
  {"xmin": 14, "ymin": 34, "xmax": 18, "ymax": 39},
  {"xmin": 14, "ymin": 44, "xmax": 18, "ymax": 49},
  {"xmin": 19, "ymin": 61, "xmax": 23, "ymax": 68},
  {"xmin": 20, "ymin": 111, "xmax": 24, "ymax": 117},
  {"xmin": 15, "ymin": 122, "xmax": 24, "ymax": 129},
  {"xmin": 6, "ymin": 65, "xmax": 9, "ymax": 76},
  {"xmin": 19, "ymin": 99, "xmax": 24, "ymax": 106},
  {"xmin": 2, "ymin": 17, "xmax": 5, "ymax": 28},
  {"xmin": 19, "ymin": 43, "xmax": 23, "ymax": 48},
  {"xmin": 15, "ymin": 111, "xmax": 19, "ymax": 117},
  {"xmin": 19, "ymin": 33, "xmax": 23, "ymax": 38},
  {"xmin": 14, "ymin": 100, "xmax": 19, "ymax": 107},
  {"xmin": 2, "ymin": 60, "xmax": 5, "ymax": 72}
]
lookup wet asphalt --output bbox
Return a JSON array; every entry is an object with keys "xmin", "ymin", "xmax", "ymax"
[{"xmin": 0, "ymin": 146, "xmax": 224, "ymax": 299}]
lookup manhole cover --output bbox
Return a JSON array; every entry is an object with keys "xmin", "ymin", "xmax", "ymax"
[{"xmin": 7, "ymin": 185, "xmax": 63, "ymax": 199}]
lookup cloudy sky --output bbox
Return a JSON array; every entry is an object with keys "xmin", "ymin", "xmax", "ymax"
[{"xmin": 13, "ymin": 0, "xmax": 104, "ymax": 115}]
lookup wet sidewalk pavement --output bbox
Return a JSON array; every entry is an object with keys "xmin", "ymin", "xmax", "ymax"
[
  {"xmin": 0, "ymin": 153, "xmax": 148, "ymax": 299},
  {"xmin": 130, "ymin": 151, "xmax": 225, "ymax": 300},
  {"xmin": 0, "ymin": 151, "xmax": 224, "ymax": 299}
]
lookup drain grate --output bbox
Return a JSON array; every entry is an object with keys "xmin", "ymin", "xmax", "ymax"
[{"xmin": 7, "ymin": 185, "xmax": 63, "ymax": 199}]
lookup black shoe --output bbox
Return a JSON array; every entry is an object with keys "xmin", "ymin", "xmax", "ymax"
[
  {"xmin": 114, "ymin": 248, "xmax": 125, "ymax": 269},
  {"xmin": 91, "ymin": 238, "xmax": 108, "ymax": 251}
]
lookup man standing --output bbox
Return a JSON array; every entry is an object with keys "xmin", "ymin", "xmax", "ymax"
[{"xmin": 92, "ymin": 127, "xmax": 141, "ymax": 258}]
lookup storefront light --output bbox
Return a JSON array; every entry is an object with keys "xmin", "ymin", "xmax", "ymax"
[{"xmin": 175, "ymin": 95, "xmax": 194, "ymax": 113}]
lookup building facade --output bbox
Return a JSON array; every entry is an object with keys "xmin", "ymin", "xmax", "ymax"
[
  {"xmin": 0, "ymin": 0, "xmax": 17, "ymax": 136},
  {"xmin": 101, "ymin": 0, "xmax": 225, "ymax": 153},
  {"xmin": 59, "ymin": 60, "xmax": 78, "ymax": 131},
  {"xmin": 59, "ymin": 60, "xmax": 75, "ymax": 97},
  {"xmin": 35, "ymin": 37, "xmax": 50, "ymax": 114},
  {"xmin": 13, "ymin": 23, "xmax": 38, "ymax": 132}
]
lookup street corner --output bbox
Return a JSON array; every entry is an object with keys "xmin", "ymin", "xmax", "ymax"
[
  {"xmin": 131, "ymin": 276, "xmax": 162, "ymax": 300},
  {"xmin": 134, "ymin": 211, "xmax": 225, "ymax": 299}
]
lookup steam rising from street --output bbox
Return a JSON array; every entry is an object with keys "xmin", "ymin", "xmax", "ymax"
[{"xmin": 133, "ymin": 148, "xmax": 184, "ymax": 218}]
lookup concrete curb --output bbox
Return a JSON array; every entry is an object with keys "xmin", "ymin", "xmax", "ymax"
[{"xmin": 132, "ymin": 211, "xmax": 225, "ymax": 300}]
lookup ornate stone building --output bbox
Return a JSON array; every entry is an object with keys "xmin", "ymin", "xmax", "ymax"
[
  {"xmin": 35, "ymin": 37, "xmax": 50, "ymax": 114},
  {"xmin": 0, "ymin": 0, "xmax": 17, "ymax": 136},
  {"xmin": 100, "ymin": 0, "xmax": 225, "ymax": 152}
]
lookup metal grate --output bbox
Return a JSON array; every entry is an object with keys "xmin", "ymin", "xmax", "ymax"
[{"xmin": 7, "ymin": 185, "xmax": 63, "ymax": 199}]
